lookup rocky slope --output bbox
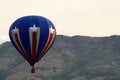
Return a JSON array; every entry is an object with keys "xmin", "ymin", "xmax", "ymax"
[{"xmin": 0, "ymin": 35, "xmax": 120, "ymax": 80}]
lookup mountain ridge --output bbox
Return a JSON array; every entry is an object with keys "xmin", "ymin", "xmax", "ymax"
[{"xmin": 0, "ymin": 35, "xmax": 120, "ymax": 80}]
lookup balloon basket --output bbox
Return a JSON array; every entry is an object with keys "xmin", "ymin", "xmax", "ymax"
[{"xmin": 31, "ymin": 66, "xmax": 36, "ymax": 73}]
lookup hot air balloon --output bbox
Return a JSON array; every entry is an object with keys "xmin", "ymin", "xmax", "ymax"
[{"xmin": 9, "ymin": 15, "xmax": 56, "ymax": 73}]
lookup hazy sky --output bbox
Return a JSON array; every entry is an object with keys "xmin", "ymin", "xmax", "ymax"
[{"xmin": 0, "ymin": 0, "xmax": 120, "ymax": 42}]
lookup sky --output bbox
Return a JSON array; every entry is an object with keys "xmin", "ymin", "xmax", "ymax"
[{"xmin": 0, "ymin": 0, "xmax": 120, "ymax": 42}]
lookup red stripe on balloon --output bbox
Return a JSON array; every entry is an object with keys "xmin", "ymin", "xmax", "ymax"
[
  {"xmin": 14, "ymin": 33, "xmax": 30, "ymax": 62},
  {"xmin": 32, "ymin": 32, "xmax": 37, "ymax": 62},
  {"xmin": 37, "ymin": 33, "xmax": 53, "ymax": 61}
]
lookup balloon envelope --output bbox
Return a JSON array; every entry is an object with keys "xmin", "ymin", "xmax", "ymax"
[{"xmin": 9, "ymin": 15, "xmax": 56, "ymax": 67}]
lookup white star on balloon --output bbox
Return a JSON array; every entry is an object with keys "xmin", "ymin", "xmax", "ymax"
[
  {"xmin": 49, "ymin": 26, "xmax": 54, "ymax": 33},
  {"xmin": 30, "ymin": 24, "xmax": 39, "ymax": 32},
  {"xmin": 13, "ymin": 26, "xmax": 19, "ymax": 33}
]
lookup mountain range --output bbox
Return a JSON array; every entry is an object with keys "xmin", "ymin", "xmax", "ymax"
[{"xmin": 0, "ymin": 35, "xmax": 120, "ymax": 80}]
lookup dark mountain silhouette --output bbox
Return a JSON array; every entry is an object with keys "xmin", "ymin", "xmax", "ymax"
[{"xmin": 0, "ymin": 35, "xmax": 120, "ymax": 80}]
